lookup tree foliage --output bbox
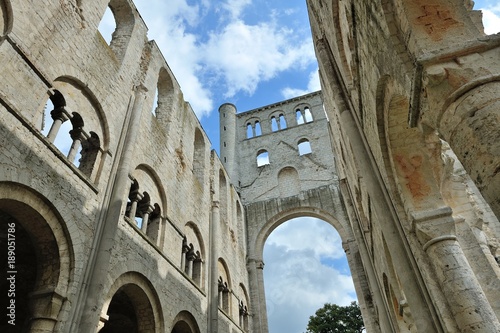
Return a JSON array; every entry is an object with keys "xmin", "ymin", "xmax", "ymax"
[{"xmin": 305, "ymin": 301, "xmax": 364, "ymax": 333}]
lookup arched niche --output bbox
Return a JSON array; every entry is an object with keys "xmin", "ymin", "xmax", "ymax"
[
  {"xmin": 98, "ymin": 0, "xmax": 136, "ymax": 61},
  {"xmin": 193, "ymin": 128, "xmax": 206, "ymax": 187},
  {"xmin": 99, "ymin": 272, "xmax": 163, "ymax": 333},
  {"xmin": 0, "ymin": 182, "xmax": 73, "ymax": 332},
  {"xmin": 277, "ymin": 166, "xmax": 300, "ymax": 197},
  {"xmin": 154, "ymin": 66, "xmax": 177, "ymax": 123},
  {"xmin": 0, "ymin": 0, "xmax": 13, "ymax": 41},
  {"xmin": 182, "ymin": 222, "xmax": 205, "ymax": 287},
  {"xmin": 217, "ymin": 258, "xmax": 232, "ymax": 314},
  {"xmin": 171, "ymin": 311, "xmax": 201, "ymax": 333}
]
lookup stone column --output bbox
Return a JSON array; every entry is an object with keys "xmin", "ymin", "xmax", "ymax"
[
  {"xmin": 335, "ymin": 107, "xmax": 439, "ymax": 333},
  {"xmin": 47, "ymin": 107, "xmax": 67, "ymax": 143},
  {"xmin": 438, "ymin": 82, "xmax": 500, "ymax": 219},
  {"xmin": 127, "ymin": 191, "xmax": 142, "ymax": 222},
  {"xmin": 248, "ymin": 258, "xmax": 268, "ymax": 333},
  {"xmin": 208, "ymin": 201, "xmax": 220, "ymax": 333},
  {"xmin": 73, "ymin": 85, "xmax": 148, "ymax": 333},
  {"xmin": 28, "ymin": 290, "xmax": 65, "ymax": 333},
  {"xmin": 140, "ymin": 205, "xmax": 153, "ymax": 233},
  {"xmin": 67, "ymin": 127, "xmax": 83, "ymax": 162},
  {"xmin": 413, "ymin": 208, "xmax": 500, "ymax": 332}
]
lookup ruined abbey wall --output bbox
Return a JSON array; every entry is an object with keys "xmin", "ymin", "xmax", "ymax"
[
  {"xmin": 2, "ymin": 0, "xmax": 500, "ymax": 332},
  {"xmin": 307, "ymin": 0, "xmax": 500, "ymax": 332},
  {"xmin": 0, "ymin": 1, "xmax": 250, "ymax": 332}
]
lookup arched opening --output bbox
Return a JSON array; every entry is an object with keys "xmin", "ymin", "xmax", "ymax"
[
  {"xmin": 98, "ymin": 6, "xmax": 115, "ymax": 44},
  {"xmin": 304, "ymin": 107, "xmax": 313, "ymax": 123},
  {"xmin": 296, "ymin": 109, "xmax": 305, "ymax": 125},
  {"xmin": 271, "ymin": 117, "xmax": 278, "ymax": 132},
  {"xmin": 246, "ymin": 123, "xmax": 253, "ymax": 138},
  {"xmin": 171, "ymin": 311, "xmax": 200, "ymax": 333},
  {"xmin": 263, "ymin": 217, "xmax": 358, "ymax": 333},
  {"xmin": 100, "ymin": 289, "xmax": 138, "ymax": 333},
  {"xmin": 0, "ymin": 211, "xmax": 37, "ymax": 332},
  {"xmin": 279, "ymin": 114, "xmax": 287, "ymax": 129},
  {"xmin": 100, "ymin": 283, "xmax": 158, "ymax": 333},
  {"xmin": 255, "ymin": 121, "xmax": 262, "ymax": 136},
  {"xmin": 193, "ymin": 128, "xmax": 206, "ymax": 186},
  {"xmin": 256, "ymin": 150, "xmax": 270, "ymax": 167},
  {"xmin": 97, "ymin": 0, "xmax": 135, "ymax": 61},
  {"xmin": 0, "ymin": 186, "xmax": 72, "ymax": 333},
  {"xmin": 298, "ymin": 139, "xmax": 312, "ymax": 155}
]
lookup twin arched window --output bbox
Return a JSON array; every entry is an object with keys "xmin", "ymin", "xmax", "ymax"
[
  {"xmin": 247, "ymin": 120, "xmax": 262, "ymax": 138},
  {"xmin": 296, "ymin": 106, "xmax": 313, "ymax": 125},
  {"xmin": 42, "ymin": 89, "xmax": 102, "ymax": 180}
]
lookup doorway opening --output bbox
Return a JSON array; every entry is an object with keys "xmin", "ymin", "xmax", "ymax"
[{"xmin": 263, "ymin": 217, "xmax": 357, "ymax": 333}]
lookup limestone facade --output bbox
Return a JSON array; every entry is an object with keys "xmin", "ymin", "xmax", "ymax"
[
  {"xmin": 1, "ymin": 0, "xmax": 500, "ymax": 333},
  {"xmin": 0, "ymin": 1, "xmax": 249, "ymax": 332},
  {"xmin": 307, "ymin": 0, "xmax": 500, "ymax": 332}
]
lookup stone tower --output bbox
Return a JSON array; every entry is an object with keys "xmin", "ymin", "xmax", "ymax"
[{"xmin": 219, "ymin": 103, "xmax": 239, "ymax": 185}]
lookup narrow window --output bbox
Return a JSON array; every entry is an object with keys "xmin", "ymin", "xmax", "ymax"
[
  {"xmin": 98, "ymin": 6, "xmax": 114, "ymax": 44},
  {"xmin": 254, "ymin": 121, "xmax": 262, "ymax": 136},
  {"xmin": 298, "ymin": 139, "xmax": 312, "ymax": 155},
  {"xmin": 304, "ymin": 107, "xmax": 313, "ymax": 122},
  {"xmin": 257, "ymin": 150, "xmax": 270, "ymax": 167},
  {"xmin": 271, "ymin": 117, "xmax": 278, "ymax": 132},
  {"xmin": 152, "ymin": 87, "xmax": 159, "ymax": 116},
  {"xmin": 279, "ymin": 114, "xmax": 287, "ymax": 129},
  {"xmin": 246, "ymin": 123, "xmax": 253, "ymax": 138},
  {"xmin": 296, "ymin": 109, "xmax": 304, "ymax": 125}
]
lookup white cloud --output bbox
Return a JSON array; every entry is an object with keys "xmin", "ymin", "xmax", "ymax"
[
  {"xmin": 264, "ymin": 218, "xmax": 356, "ymax": 333},
  {"xmin": 481, "ymin": 8, "xmax": 500, "ymax": 34},
  {"xmin": 222, "ymin": 0, "xmax": 252, "ymax": 19},
  {"xmin": 281, "ymin": 69, "xmax": 321, "ymax": 100},
  {"xmin": 203, "ymin": 21, "xmax": 316, "ymax": 98}
]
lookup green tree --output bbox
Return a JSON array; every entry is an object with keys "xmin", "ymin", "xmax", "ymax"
[{"xmin": 305, "ymin": 301, "xmax": 364, "ymax": 333}]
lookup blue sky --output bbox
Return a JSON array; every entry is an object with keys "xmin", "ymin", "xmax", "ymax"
[{"xmin": 100, "ymin": 1, "xmax": 500, "ymax": 332}]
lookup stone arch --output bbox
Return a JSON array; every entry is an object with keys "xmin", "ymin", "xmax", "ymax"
[
  {"xmin": 0, "ymin": 181, "xmax": 73, "ymax": 332},
  {"xmin": 252, "ymin": 206, "xmax": 348, "ymax": 261},
  {"xmin": 127, "ymin": 165, "xmax": 167, "ymax": 244},
  {"xmin": 193, "ymin": 127, "xmax": 206, "ymax": 186},
  {"xmin": 435, "ymin": 78, "xmax": 500, "ymax": 217},
  {"xmin": 154, "ymin": 66, "xmax": 177, "ymax": 122},
  {"xmin": 183, "ymin": 222, "xmax": 205, "ymax": 287},
  {"xmin": 100, "ymin": 0, "xmax": 136, "ymax": 61},
  {"xmin": 171, "ymin": 310, "xmax": 201, "ymax": 333},
  {"xmin": 99, "ymin": 271, "xmax": 164, "ymax": 333},
  {"xmin": 219, "ymin": 169, "xmax": 229, "ymax": 225},
  {"xmin": 40, "ymin": 77, "xmax": 109, "ymax": 182},
  {"xmin": 277, "ymin": 167, "xmax": 300, "ymax": 198},
  {"xmin": 217, "ymin": 257, "xmax": 232, "ymax": 314},
  {"xmin": 0, "ymin": 0, "xmax": 13, "ymax": 41},
  {"xmin": 329, "ymin": 0, "xmax": 355, "ymax": 85}
]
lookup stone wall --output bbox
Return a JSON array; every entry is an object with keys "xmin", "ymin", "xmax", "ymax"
[
  {"xmin": 0, "ymin": 1, "xmax": 250, "ymax": 332},
  {"xmin": 308, "ymin": 0, "xmax": 500, "ymax": 332}
]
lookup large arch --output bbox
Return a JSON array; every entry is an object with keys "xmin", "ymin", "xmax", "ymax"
[
  {"xmin": 99, "ymin": 272, "xmax": 164, "ymax": 333},
  {"xmin": 0, "ymin": 181, "xmax": 74, "ymax": 332},
  {"xmin": 171, "ymin": 310, "xmax": 201, "ymax": 333}
]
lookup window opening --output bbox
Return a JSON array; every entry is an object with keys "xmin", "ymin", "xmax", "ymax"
[
  {"xmin": 257, "ymin": 150, "xmax": 270, "ymax": 167},
  {"xmin": 97, "ymin": 6, "xmax": 114, "ymax": 44},
  {"xmin": 239, "ymin": 300, "xmax": 249, "ymax": 331},
  {"xmin": 298, "ymin": 139, "xmax": 312, "ymax": 155},
  {"xmin": 304, "ymin": 107, "xmax": 313, "ymax": 122},
  {"xmin": 271, "ymin": 117, "xmax": 279, "ymax": 132},
  {"xmin": 255, "ymin": 121, "xmax": 262, "ymax": 136},
  {"xmin": 152, "ymin": 87, "xmax": 159, "ymax": 116},
  {"xmin": 296, "ymin": 109, "xmax": 305, "ymax": 125},
  {"xmin": 218, "ymin": 277, "xmax": 230, "ymax": 313},
  {"xmin": 246, "ymin": 123, "xmax": 253, "ymax": 138},
  {"xmin": 279, "ymin": 114, "xmax": 287, "ymax": 129}
]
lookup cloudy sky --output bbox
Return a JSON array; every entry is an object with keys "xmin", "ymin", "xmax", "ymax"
[{"xmin": 100, "ymin": 1, "xmax": 500, "ymax": 332}]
